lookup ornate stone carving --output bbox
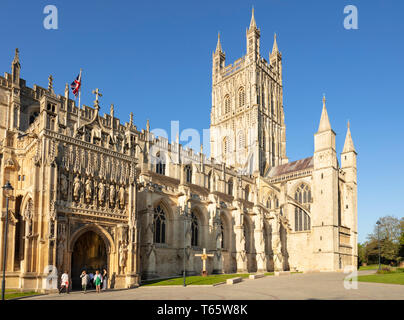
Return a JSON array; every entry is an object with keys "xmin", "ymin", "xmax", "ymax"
[
  {"xmin": 49, "ymin": 200, "xmax": 56, "ymax": 221},
  {"xmin": 109, "ymin": 184, "xmax": 115, "ymax": 206},
  {"xmin": 119, "ymin": 185, "xmax": 125, "ymax": 209},
  {"xmin": 60, "ymin": 173, "xmax": 68, "ymax": 199},
  {"xmin": 98, "ymin": 181, "xmax": 105, "ymax": 204},
  {"xmin": 73, "ymin": 175, "xmax": 81, "ymax": 201},
  {"xmin": 85, "ymin": 178, "xmax": 93, "ymax": 203}
]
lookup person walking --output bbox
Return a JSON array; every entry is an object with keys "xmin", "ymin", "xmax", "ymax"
[
  {"xmin": 80, "ymin": 270, "xmax": 89, "ymax": 293},
  {"xmin": 102, "ymin": 268, "xmax": 108, "ymax": 291},
  {"xmin": 89, "ymin": 272, "xmax": 94, "ymax": 289},
  {"xmin": 94, "ymin": 270, "xmax": 102, "ymax": 293},
  {"xmin": 59, "ymin": 271, "xmax": 69, "ymax": 294}
]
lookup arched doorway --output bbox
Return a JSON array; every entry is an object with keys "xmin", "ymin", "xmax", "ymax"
[{"xmin": 71, "ymin": 231, "xmax": 108, "ymax": 290}]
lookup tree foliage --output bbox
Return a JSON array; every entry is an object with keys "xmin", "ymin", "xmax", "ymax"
[{"xmin": 361, "ymin": 216, "xmax": 403, "ymax": 265}]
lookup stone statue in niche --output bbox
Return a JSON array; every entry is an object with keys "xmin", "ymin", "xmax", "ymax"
[
  {"xmin": 73, "ymin": 175, "xmax": 81, "ymax": 201},
  {"xmin": 119, "ymin": 186, "xmax": 125, "ymax": 209},
  {"xmin": 23, "ymin": 200, "xmax": 33, "ymax": 237},
  {"xmin": 216, "ymin": 230, "xmax": 222, "ymax": 250},
  {"xmin": 119, "ymin": 241, "xmax": 128, "ymax": 274},
  {"xmin": 109, "ymin": 184, "xmax": 115, "ymax": 206},
  {"xmin": 98, "ymin": 182, "xmax": 105, "ymax": 204},
  {"xmin": 60, "ymin": 173, "xmax": 68, "ymax": 199},
  {"xmin": 57, "ymin": 224, "xmax": 66, "ymax": 270},
  {"xmin": 85, "ymin": 178, "xmax": 93, "ymax": 203}
]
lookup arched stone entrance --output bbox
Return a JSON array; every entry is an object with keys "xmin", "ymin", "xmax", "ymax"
[{"xmin": 71, "ymin": 231, "xmax": 108, "ymax": 290}]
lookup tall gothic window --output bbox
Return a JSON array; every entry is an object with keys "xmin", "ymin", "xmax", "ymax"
[
  {"xmin": 238, "ymin": 87, "xmax": 245, "ymax": 108},
  {"xmin": 191, "ymin": 212, "xmax": 199, "ymax": 247},
  {"xmin": 220, "ymin": 219, "xmax": 225, "ymax": 249},
  {"xmin": 266, "ymin": 196, "xmax": 272, "ymax": 209},
  {"xmin": 153, "ymin": 205, "xmax": 166, "ymax": 244},
  {"xmin": 223, "ymin": 137, "xmax": 229, "ymax": 155},
  {"xmin": 294, "ymin": 184, "xmax": 311, "ymax": 232},
  {"xmin": 224, "ymin": 95, "xmax": 230, "ymax": 114},
  {"xmin": 266, "ymin": 194, "xmax": 279, "ymax": 209},
  {"xmin": 207, "ymin": 171, "xmax": 212, "ymax": 190},
  {"xmin": 245, "ymin": 185, "xmax": 250, "ymax": 201},
  {"xmin": 244, "ymin": 221, "xmax": 251, "ymax": 253},
  {"xmin": 185, "ymin": 165, "xmax": 192, "ymax": 184},
  {"xmin": 227, "ymin": 178, "xmax": 233, "ymax": 196},
  {"xmin": 155, "ymin": 152, "xmax": 166, "ymax": 175},
  {"xmin": 238, "ymin": 131, "xmax": 245, "ymax": 150}
]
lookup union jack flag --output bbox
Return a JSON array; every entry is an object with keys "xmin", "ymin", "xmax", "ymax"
[{"xmin": 70, "ymin": 73, "xmax": 81, "ymax": 97}]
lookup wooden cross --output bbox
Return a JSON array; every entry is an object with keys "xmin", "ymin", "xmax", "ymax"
[
  {"xmin": 195, "ymin": 248, "xmax": 214, "ymax": 277},
  {"xmin": 92, "ymin": 88, "xmax": 103, "ymax": 102}
]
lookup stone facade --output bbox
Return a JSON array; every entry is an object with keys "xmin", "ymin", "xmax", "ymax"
[{"xmin": 0, "ymin": 10, "xmax": 357, "ymax": 292}]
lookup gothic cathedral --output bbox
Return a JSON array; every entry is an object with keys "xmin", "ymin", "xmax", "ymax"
[{"xmin": 0, "ymin": 10, "xmax": 357, "ymax": 292}]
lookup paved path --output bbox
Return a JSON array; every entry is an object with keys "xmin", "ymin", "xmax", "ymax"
[{"xmin": 23, "ymin": 271, "xmax": 404, "ymax": 300}]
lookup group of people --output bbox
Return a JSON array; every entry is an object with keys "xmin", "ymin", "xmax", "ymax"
[
  {"xmin": 80, "ymin": 269, "xmax": 108, "ymax": 293},
  {"xmin": 58, "ymin": 268, "xmax": 108, "ymax": 294}
]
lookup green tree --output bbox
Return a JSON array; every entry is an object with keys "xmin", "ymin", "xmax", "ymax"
[
  {"xmin": 367, "ymin": 215, "xmax": 402, "ymax": 264},
  {"xmin": 399, "ymin": 218, "xmax": 404, "ymax": 260},
  {"xmin": 358, "ymin": 243, "xmax": 366, "ymax": 265},
  {"xmin": 364, "ymin": 239, "xmax": 379, "ymax": 264},
  {"xmin": 399, "ymin": 232, "xmax": 404, "ymax": 259}
]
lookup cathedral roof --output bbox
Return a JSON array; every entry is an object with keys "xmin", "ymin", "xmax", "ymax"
[{"xmin": 266, "ymin": 156, "xmax": 313, "ymax": 178}]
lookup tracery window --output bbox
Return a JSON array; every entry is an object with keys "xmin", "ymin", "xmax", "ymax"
[
  {"xmin": 227, "ymin": 178, "xmax": 233, "ymax": 196},
  {"xmin": 238, "ymin": 87, "xmax": 245, "ymax": 108},
  {"xmin": 185, "ymin": 165, "xmax": 192, "ymax": 184},
  {"xmin": 224, "ymin": 95, "xmax": 230, "ymax": 114},
  {"xmin": 238, "ymin": 131, "xmax": 245, "ymax": 150},
  {"xmin": 294, "ymin": 184, "xmax": 311, "ymax": 232},
  {"xmin": 220, "ymin": 219, "xmax": 225, "ymax": 249},
  {"xmin": 191, "ymin": 211, "xmax": 199, "ymax": 247},
  {"xmin": 155, "ymin": 152, "xmax": 166, "ymax": 175},
  {"xmin": 223, "ymin": 137, "xmax": 229, "ymax": 155},
  {"xmin": 243, "ymin": 221, "xmax": 251, "ymax": 253},
  {"xmin": 153, "ymin": 205, "xmax": 166, "ymax": 244},
  {"xmin": 245, "ymin": 185, "xmax": 250, "ymax": 201}
]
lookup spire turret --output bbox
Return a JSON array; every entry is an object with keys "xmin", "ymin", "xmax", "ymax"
[
  {"xmin": 317, "ymin": 95, "xmax": 332, "ymax": 133},
  {"xmin": 342, "ymin": 121, "xmax": 356, "ymax": 153},
  {"xmin": 215, "ymin": 32, "xmax": 223, "ymax": 53},
  {"xmin": 246, "ymin": 7, "xmax": 260, "ymax": 59},
  {"xmin": 11, "ymin": 48, "xmax": 21, "ymax": 85},
  {"xmin": 249, "ymin": 7, "xmax": 257, "ymax": 30},
  {"xmin": 272, "ymin": 33, "xmax": 279, "ymax": 53}
]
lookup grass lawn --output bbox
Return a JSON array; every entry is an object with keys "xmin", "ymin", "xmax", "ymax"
[
  {"xmin": 141, "ymin": 274, "xmax": 251, "ymax": 286},
  {"xmin": 358, "ymin": 264, "xmax": 390, "ymax": 271},
  {"xmin": 3, "ymin": 290, "xmax": 41, "ymax": 300},
  {"xmin": 356, "ymin": 273, "xmax": 404, "ymax": 285},
  {"xmin": 264, "ymin": 272, "xmax": 274, "ymax": 276}
]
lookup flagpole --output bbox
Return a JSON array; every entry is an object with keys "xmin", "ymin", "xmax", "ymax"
[{"xmin": 77, "ymin": 68, "xmax": 82, "ymax": 130}]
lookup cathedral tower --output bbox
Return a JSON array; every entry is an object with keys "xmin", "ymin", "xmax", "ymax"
[
  {"xmin": 210, "ymin": 9, "xmax": 287, "ymax": 175},
  {"xmin": 312, "ymin": 97, "xmax": 340, "ymax": 270},
  {"xmin": 341, "ymin": 121, "xmax": 358, "ymax": 267}
]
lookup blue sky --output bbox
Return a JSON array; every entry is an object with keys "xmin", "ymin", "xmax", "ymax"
[{"xmin": 0, "ymin": 0, "xmax": 403, "ymax": 242}]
